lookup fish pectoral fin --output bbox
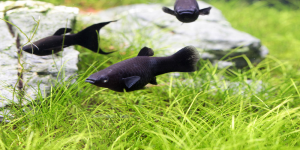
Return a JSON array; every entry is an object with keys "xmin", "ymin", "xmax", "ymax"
[
  {"xmin": 199, "ymin": 7, "xmax": 212, "ymax": 15},
  {"xmin": 162, "ymin": 7, "xmax": 176, "ymax": 16},
  {"xmin": 149, "ymin": 77, "xmax": 157, "ymax": 85},
  {"xmin": 123, "ymin": 76, "xmax": 141, "ymax": 89},
  {"xmin": 137, "ymin": 47, "xmax": 154, "ymax": 56},
  {"xmin": 53, "ymin": 28, "xmax": 72, "ymax": 35}
]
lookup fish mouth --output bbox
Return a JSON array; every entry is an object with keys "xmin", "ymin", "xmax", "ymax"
[
  {"xmin": 178, "ymin": 10, "xmax": 195, "ymax": 15},
  {"xmin": 85, "ymin": 78, "xmax": 96, "ymax": 84},
  {"xmin": 176, "ymin": 10, "xmax": 198, "ymax": 23}
]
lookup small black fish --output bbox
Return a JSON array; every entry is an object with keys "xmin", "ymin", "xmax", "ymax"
[
  {"xmin": 86, "ymin": 46, "xmax": 200, "ymax": 92},
  {"xmin": 22, "ymin": 21, "xmax": 116, "ymax": 56},
  {"xmin": 162, "ymin": 0, "xmax": 211, "ymax": 23}
]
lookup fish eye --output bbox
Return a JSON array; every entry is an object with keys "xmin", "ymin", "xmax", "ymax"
[{"xmin": 101, "ymin": 77, "xmax": 109, "ymax": 83}]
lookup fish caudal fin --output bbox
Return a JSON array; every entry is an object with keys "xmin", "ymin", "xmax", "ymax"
[
  {"xmin": 75, "ymin": 20, "xmax": 117, "ymax": 54},
  {"xmin": 172, "ymin": 46, "xmax": 200, "ymax": 72}
]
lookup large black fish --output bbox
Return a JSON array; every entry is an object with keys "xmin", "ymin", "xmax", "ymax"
[
  {"xmin": 85, "ymin": 46, "xmax": 200, "ymax": 92},
  {"xmin": 162, "ymin": 0, "xmax": 211, "ymax": 23},
  {"xmin": 22, "ymin": 21, "xmax": 116, "ymax": 56}
]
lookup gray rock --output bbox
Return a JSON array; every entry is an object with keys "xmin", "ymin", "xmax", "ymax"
[
  {"xmin": 79, "ymin": 1, "xmax": 268, "ymax": 68},
  {"xmin": 0, "ymin": 1, "xmax": 79, "ymax": 108},
  {"xmin": 0, "ymin": 11, "xmax": 19, "ymax": 107}
]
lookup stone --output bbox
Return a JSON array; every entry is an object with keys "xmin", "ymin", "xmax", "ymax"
[
  {"xmin": 0, "ymin": 1, "xmax": 79, "ymax": 108},
  {"xmin": 0, "ymin": 12, "xmax": 19, "ymax": 107},
  {"xmin": 78, "ymin": 1, "xmax": 268, "ymax": 68}
]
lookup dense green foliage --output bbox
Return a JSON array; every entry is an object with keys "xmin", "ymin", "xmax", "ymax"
[
  {"xmin": 1, "ymin": 0, "xmax": 300, "ymax": 149},
  {"xmin": 205, "ymin": 0, "xmax": 300, "ymax": 10}
]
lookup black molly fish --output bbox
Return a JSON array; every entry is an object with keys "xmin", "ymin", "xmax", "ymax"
[
  {"xmin": 162, "ymin": 0, "xmax": 211, "ymax": 23},
  {"xmin": 85, "ymin": 46, "xmax": 200, "ymax": 92},
  {"xmin": 22, "ymin": 21, "xmax": 116, "ymax": 56}
]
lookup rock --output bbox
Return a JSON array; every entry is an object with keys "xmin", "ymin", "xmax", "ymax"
[
  {"xmin": 0, "ymin": 1, "xmax": 79, "ymax": 108},
  {"xmin": 78, "ymin": 1, "xmax": 268, "ymax": 68},
  {"xmin": 0, "ymin": 11, "xmax": 19, "ymax": 107}
]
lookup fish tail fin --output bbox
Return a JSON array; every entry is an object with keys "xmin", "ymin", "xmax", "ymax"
[
  {"xmin": 75, "ymin": 20, "xmax": 117, "ymax": 54},
  {"xmin": 172, "ymin": 46, "xmax": 200, "ymax": 72}
]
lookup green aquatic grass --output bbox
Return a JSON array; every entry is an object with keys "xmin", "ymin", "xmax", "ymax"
[
  {"xmin": 1, "ymin": 54, "xmax": 300, "ymax": 149},
  {"xmin": 1, "ymin": 1, "xmax": 300, "ymax": 149}
]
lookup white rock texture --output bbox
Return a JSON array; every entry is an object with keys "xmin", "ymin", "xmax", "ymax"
[{"xmin": 0, "ymin": 1, "xmax": 79, "ymax": 108}]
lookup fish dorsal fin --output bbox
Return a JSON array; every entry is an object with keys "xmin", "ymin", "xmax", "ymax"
[
  {"xmin": 137, "ymin": 47, "xmax": 154, "ymax": 56},
  {"xmin": 123, "ymin": 76, "xmax": 141, "ymax": 88},
  {"xmin": 162, "ymin": 7, "xmax": 176, "ymax": 16},
  {"xmin": 149, "ymin": 77, "xmax": 157, "ymax": 85},
  {"xmin": 199, "ymin": 7, "xmax": 212, "ymax": 15},
  {"xmin": 53, "ymin": 28, "xmax": 72, "ymax": 35}
]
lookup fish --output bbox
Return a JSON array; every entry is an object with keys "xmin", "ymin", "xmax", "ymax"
[
  {"xmin": 22, "ymin": 21, "xmax": 116, "ymax": 56},
  {"xmin": 85, "ymin": 46, "xmax": 200, "ymax": 92},
  {"xmin": 162, "ymin": 0, "xmax": 211, "ymax": 23}
]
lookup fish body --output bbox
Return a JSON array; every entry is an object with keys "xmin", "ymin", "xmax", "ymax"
[
  {"xmin": 22, "ymin": 33, "xmax": 76, "ymax": 56},
  {"xmin": 22, "ymin": 21, "xmax": 116, "ymax": 56},
  {"xmin": 162, "ymin": 0, "xmax": 211, "ymax": 23},
  {"xmin": 86, "ymin": 46, "xmax": 200, "ymax": 92}
]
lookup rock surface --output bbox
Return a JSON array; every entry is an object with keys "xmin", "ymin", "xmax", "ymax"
[
  {"xmin": 79, "ymin": 1, "xmax": 268, "ymax": 68},
  {"xmin": 0, "ymin": 1, "xmax": 79, "ymax": 108}
]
